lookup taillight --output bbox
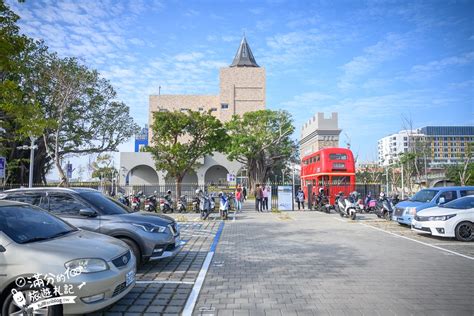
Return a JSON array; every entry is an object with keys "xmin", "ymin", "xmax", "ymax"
[{"xmin": 160, "ymin": 198, "xmax": 165, "ymax": 204}]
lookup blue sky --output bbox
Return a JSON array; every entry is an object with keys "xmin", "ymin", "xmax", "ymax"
[{"xmin": 7, "ymin": 0, "xmax": 474, "ymax": 167}]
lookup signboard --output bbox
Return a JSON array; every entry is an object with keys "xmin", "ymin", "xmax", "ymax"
[
  {"xmin": 0, "ymin": 157, "xmax": 5, "ymax": 179},
  {"xmin": 66, "ymin": 163, "xmax": 73, "ymax": 179},
  {"xmin": 226, "ymin": 173, "xmax": 236, "ymax": 185},
  {"xmin": 277, "ymin": 186, "xmax": 293, "ymax": 210}
]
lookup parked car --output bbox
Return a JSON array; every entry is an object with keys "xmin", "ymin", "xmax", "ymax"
[
  {"xmin": 411, "ymin": 196, "xmax": 474, "ymax": 241},
  {"xmin": 392, "ymin": 186, "xmax": 474, "ymax": 225},
  {"xmin": 0, "ymin": 200, "xmax": 136, "ymax": 315},
  {"xmin": 1, "ymin": 188, "xmax": 183, "ymax": 265}
]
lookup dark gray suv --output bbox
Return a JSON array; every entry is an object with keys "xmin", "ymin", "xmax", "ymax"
[{"xmin": 1, "ymin": 188, "xmax": 183, "ymax": 265}]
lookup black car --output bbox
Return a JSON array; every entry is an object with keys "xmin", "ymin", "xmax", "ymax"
[{"xmin": 1, "ymin": 188, "xmax": 183, "ymax": 265}]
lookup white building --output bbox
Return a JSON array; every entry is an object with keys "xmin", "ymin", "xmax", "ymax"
[
  {"xmin": 377, "ymin": 130, "xmax": 425, "ymax": 166},
  {"xmin": 378, "ymin": 126, "xmax": 474, "ymax": 167}
]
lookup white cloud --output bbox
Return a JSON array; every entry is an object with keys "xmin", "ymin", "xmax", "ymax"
[
  {"xmin": 405, "ymin": 52, "xmax": 474, "ymax": 81},
  {"xmin": 338, "ymin": 33, "xmax": 408, "ymax": 90}
]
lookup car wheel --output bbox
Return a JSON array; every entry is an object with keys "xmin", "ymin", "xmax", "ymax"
[
  {"xmin": 120, "ymin": 238, "xmax": 142, "ymax": 266},
  {"xmin": 455, "ymin": 221, "xmax": 473, "ymax": 242},
  {"xmin": 2, "ymin": 287, "xmax": 63, "ymax": 316}
]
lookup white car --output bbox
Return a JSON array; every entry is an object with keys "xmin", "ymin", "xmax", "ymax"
[{"xmin": 411, "ymin": 196, "xmax": 474, "ymax": 241}]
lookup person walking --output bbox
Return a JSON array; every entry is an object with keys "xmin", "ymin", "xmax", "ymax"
[
  {"xmin": 255, "ymin": 184, "xmax": 263, "ymax": 212},
  {"xmin": 235, "ymin": 185, "xmax": 243, "ymax": 212},
  {"xmin": 296, "ymin": 188, "xmax": 305, "ymax": 210},
  {"xmin": 262, "ymin": 185, "xmax": 269, "ymax": 211},
  {"xmin": 243, "ymin": 186, "xmax": 247, "ymax": 201}
]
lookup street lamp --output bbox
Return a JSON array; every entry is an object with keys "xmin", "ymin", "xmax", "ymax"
[{"xmin": 16, "ymin": 136, "xmax": 38, "ymax": 188}]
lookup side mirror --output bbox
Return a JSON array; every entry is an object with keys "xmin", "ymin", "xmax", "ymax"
[
  {"xmin": 438, "ymin": 197, "xmax": 446, "ymax": 205},
  {"xmin": 79, "ymin": 209, "xmax": 97, "ymax": 217}
]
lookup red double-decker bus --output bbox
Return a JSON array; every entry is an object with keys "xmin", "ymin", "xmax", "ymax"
[{"xmin": 301, "ymin": 147, "xmax": 356, "ymax": 205}]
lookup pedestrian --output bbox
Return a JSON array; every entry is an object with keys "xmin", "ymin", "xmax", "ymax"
[
  {"xmin": 243, "ymin": 186, "xmax": 247, "ymax": 200},
  {"xmin": 262, "ymin": 185, "xmax": 269, "ymax": 211},
  {"xmin": 296, "ymin": 188, "xmax": 305, "ymax": 210},
  {"xmin": 235, "ymin": 185, "xmax": 243, "ymax": 212},
  {"xmin": 255, "ymin": 184, "xmax": 263, "ymax": 212}
]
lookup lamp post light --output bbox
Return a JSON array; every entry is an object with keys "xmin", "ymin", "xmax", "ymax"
[{"xmin": 16, "ymin": 136, "xmax": 38, "ymax": 188}]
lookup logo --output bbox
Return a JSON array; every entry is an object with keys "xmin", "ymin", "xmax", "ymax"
[{"xmin": 122, "ymin": 255, "xmax": 128, "ymax": 265}]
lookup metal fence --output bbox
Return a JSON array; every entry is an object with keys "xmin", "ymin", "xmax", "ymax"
[{"xmin": 1, "ymin": 181, "xmax": 381, "ymax": 210}]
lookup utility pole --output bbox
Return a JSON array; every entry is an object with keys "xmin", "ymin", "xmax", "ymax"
[
  {"xmin": 17, "ymin": 136, "xmax": 38, "ymax": 188},
  {"xmin": 401, "ymin": 163, "xmax": 405, "ymax": 200},
  {"xmin": 385, "ymin": 166, "xmax": 389, "ymax": 194},
  {"xmin": 292, "ymin": 163, "xmax": 295, "ymax": 211},
  {"xmin": 28, "ymin": 136, "xmax": 36, "ymax": 188}
]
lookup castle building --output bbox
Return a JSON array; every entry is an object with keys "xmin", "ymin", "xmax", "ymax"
[
  {"xmin": 120, "ymin": 36, "xmax": 265, "ymax": 186},
  {"xmin": 299, "ymin": 112, "xmax": 341, "ymax": 158}
]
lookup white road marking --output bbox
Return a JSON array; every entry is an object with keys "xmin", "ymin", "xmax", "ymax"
[
  {"xmin": 182, "ymin": 251, "xmax": 214, "ymax": 316},
  {"xmin": 136, "ymin": 280, "xmax": 195, "ymax": 285},
  {"xmin": 360, "ymin": 223, "xmax": 474, "ymax": 261}
]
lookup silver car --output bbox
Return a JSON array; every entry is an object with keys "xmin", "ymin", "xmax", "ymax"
[
  {"xmin": 0, "ymin": 200, "xmax": 136, "ymax": 315},
  {"xmin": 2, "ymin": 188, "xmax": 183, "ymax": 266}
]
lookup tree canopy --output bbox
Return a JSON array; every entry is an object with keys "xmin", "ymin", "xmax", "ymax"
[
  {"xmin": 146, "ymin": 109, "xmax": 227, "ymax": 197},
  {"xmin": 0, "ymin": 1, "xmax": 138, "ymax": 185},
  {"xmin": 225, "ymin": 110, "xmax": 296, "ymax": 191}
]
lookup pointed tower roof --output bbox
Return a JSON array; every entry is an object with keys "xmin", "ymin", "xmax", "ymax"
[{"xmin": 230, "ymin": 36, "xmax": 259, "ymax": 67}]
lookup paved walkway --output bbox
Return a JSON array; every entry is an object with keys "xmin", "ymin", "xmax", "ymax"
[{"xmin": 194, "ymin": 202, "xmax": 474, "ymax": 316}]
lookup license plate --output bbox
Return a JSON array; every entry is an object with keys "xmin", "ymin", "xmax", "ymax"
[
  {"xmin": 414, "ymin": 222, "xmax": 422, "ymax": 229},
  {"xmin": 126, "ymin": 270, "xmax": 135, "ymax": 287}
]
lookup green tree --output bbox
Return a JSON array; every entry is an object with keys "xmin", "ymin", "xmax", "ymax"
[
  {"xmin": 0, "ymin": 1, "xmax": 52, "ymax": 184},
  {"xmin": 33, "ymin": 55, "xmax": 138, "ymax": 186},
  {"xmin": 146, "ymin": 110, "xmax": 227, "ymax": 197},
  {"xmin": 91, "ymin": 153, "xmax": 117, "ymax": 181},
  {"xmin": 226, "ymin": 110, "xmax": 296, "ymax": 191},
  {"xmin": 445, "ymin": 143, "xmax": 474, "ymax": 186}
]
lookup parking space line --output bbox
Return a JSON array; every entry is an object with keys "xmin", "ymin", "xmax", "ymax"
[
  {"xmin": 182, "ymin": 221, "xmax": 225, "ymax": 316},
  {"xmin": 136, "ymin": 280, "xmax": 195, "ymax": 285},
  {"xmin": 360, "ymin": 223, "xmax": 474, "ymax": 261}
]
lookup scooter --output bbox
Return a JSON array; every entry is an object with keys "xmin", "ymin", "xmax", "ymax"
[
  {"xmin": 218, "ymin": 192, "xmax": 230, "ymax": 220},
  {"xmin": 315, "ymin": 194, "xmax": 331, "ymax": 213},
  {"xmin": 199, "ymin": 193, "xmax": 212, "ymax": 220},
  {"xmin": 375, "ymin": 197, "xmax": 394, "ymax": 220},
  {"xmin": 192, "ymin": 195, "xmax": 200, "ymax": 213},
  {"xmin": 177, "ymin": 195, "xmax": 187, "ymax": 213},
  {"xmin": 144, "ymin": 192, "xmax": 158, "ymax": 212},
  {"xmin": 118, "ymin": 193, "xmax": 130, "ymax": 207},
  {"xmin": 336, "ymin": 192, "xmax": 357, "ymax": 220},
  {"xmin": 131, "ymin": 191, "xmax": 143, "ymax": 211},
  {"xmin": 160, "ymin": 196, "xmax": 174, "ymax": 213}
]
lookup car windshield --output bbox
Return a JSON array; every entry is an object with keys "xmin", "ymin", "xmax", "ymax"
[
  {"xmin": 79, "ymin": 192, "xmax": 133, "ymax": 215},
  {"xmin": 410, "ymin": 189, "xmax": 438, "ymax": 202},
  {"xmin": 441, "ymin": 197, "xmax": 474, "ymax": 209},
  {"xmin": 0, "ymin": 205, "xmax": 76, "ymax": 244}
]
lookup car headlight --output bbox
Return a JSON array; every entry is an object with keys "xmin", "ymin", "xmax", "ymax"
[
  {"xmin": 428, "ymin": 214, "xmax": 456, "ymax": 221},
  {"xmin": 132, "ymin": 223, "xmax": 167, "ymax": 233},
  {"xmin": 405, "ymin": 207, "xmax": 417, "ymax": 215},
  {"xmin": 65, "ymin": 258, "xmax": 108, "ymax": 273}
]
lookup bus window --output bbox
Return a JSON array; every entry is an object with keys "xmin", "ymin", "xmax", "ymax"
[
  {"xmin": 332, "ymin": 176, "xmax": 350, "ymax": 185},
  {"xmin": 329, "ymin": 153, "xmax": 347, "ymax": 160}
]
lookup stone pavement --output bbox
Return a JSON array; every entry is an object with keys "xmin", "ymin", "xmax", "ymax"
[
  {"xmin": 95, "ymin": 220, "xmax": 221, "ymax": 316},
  {"xmin": 194, "ymin": 203, "xmax": 474, "ymax": 316}
]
